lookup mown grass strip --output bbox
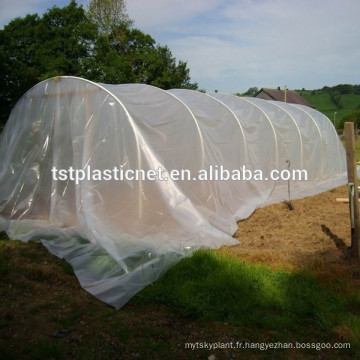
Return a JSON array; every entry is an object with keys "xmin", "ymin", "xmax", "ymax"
[{"xmin": 136, "ymin": 250, "xmax": 360, "ymax": 339}]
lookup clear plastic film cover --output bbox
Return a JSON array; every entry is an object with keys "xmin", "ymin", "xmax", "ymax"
[{"xmin": 0, "ymin": 77, "xmax": 347, "ymax": 308}]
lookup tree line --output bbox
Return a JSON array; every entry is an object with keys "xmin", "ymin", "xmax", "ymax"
[
  {"xmin": 321, "ymin": 84, "xmax": 360, "ymax": 95},
  {"xmin": 0, "ymin": 0, "xmax": 198, "ymax": 127}
]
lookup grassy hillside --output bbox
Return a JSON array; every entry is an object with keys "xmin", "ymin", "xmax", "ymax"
[{"xmin": 299, "ymin": 90, "xmax": 360, "ymax": 128}]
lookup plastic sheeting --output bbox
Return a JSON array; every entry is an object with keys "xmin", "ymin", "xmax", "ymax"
[{"xmin": 0, "ymin": 76, "xmax": 347, "ymax": 309}]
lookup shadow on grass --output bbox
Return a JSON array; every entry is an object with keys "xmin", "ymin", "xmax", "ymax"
[{"xmin": 135, "ymin": 250, "xmax": 360, "ymax": 342}]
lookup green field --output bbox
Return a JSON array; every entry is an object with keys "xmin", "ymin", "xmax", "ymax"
[{"xmin": 299, "ymin": 90, "xmax": 360, "ymax": 128}]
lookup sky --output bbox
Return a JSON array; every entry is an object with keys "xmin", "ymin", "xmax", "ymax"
[{"xmin": 0, "ymin": 0, "xmax": 359, "ymax": 94}]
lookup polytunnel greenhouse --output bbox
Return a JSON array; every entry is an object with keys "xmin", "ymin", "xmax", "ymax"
[{"xmin": 0, "ymin": 76, "xmax": 347, "ymax": 308}]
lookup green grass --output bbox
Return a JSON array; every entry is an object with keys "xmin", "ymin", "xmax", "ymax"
[
  {"xmin": 342, "ymin": 94, "xmax": 360, "ymax": 109},
  {"xmin": 300, "ymin": 91, "xmax": 360, "ymax": 126},
  {"xmin": 302, "ymin": 92, "xmax": 336, "ymax": 112},
  {"xmin": 135, "ymin": 250, "xmax": 360, "ymax": 339}
]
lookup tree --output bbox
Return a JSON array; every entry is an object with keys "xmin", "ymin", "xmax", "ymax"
[
  {"xmin": 86, "ymin": 0, "xmax": 196, "ymax": 89},
  {"xmin": 35, "ymin": 0, "xmax": 97, "ymax": 79},
  {"xmin": 0, "ymin": 0, "xmax": 197, "ymax": 127},
  {"xmin": 87, "ymin": 0, "xmax": 133, "ymax": 36},
  {"xmin": 330, "ymin": 90, "xmax": 344, "ymax": 109},
  {"xmin": 333, "ymin": 84, "xmax": 354, "ymax": 95},
  {"xmin": 0, "ymin": 14, "xmax": 41, "ymax": 127},
  {"xmin": 243, "ymin": 87, "xmax": 258, "ymax": 96},
  {"xmin": 136, "ymin": 44, "xmax": 197, "ymax": 89},
  {"xmin": 0, "ymin": 1, "xmax": 96, "ymax": 126},
  {"xmin": 338, "ymin": 110, "xmax": 360, "ymax": 130},
  {"xmin": 88, "ymin": 26, "xmax": 197, "ymax": 89}
]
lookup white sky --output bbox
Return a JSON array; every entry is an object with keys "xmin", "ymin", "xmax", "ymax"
[{"xmin": 1, "ymin": 0, "xmax": 359, "ymax": 93}]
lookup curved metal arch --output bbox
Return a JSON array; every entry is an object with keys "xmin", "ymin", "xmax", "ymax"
[
  {"xmin": 286, "ymin": 103, "xmax": 323, "ymax": 149},
  {"xmin": 168, "ymin": 88, "xmax": 249, "ymax": 159},
  {"xmin": 156, "ymin": 87, "xmax": 206, "ymax": 170},
  {"xmin": 17, "ymin": 76, "xmax": 141, "ymax": 271},
  {"xmin": 202, "ymin": 92, "xmax": 248, "ymax": 158},
  {"xmin": 60, "ymin": 77, "xmax": 144, "ymax": 226},
  {"xmin": 292, "ymin": 104, "xmax": 344, "ymax": 173},
  {"xmin": 232, "ymin": 96, "xmax": 279, "ymax": 170},
  {"xmin": 291, "ymin": 103, "xmax": 345, "ymax": 177},
  {"xmin": 251, "ymin": 98, "xmax": 304, "ymax": 169},
  {"xmin": 114, "ymin": 83, "xmax": 206, "ymax": 169},
  {"xmin": 292, "ymin": 103, "xmax": 338, "ymax": 137}
]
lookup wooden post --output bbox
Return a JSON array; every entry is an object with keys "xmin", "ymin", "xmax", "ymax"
[{"xmin": 344, "ymin": 122, "xmax": 360, "ymax": 258}]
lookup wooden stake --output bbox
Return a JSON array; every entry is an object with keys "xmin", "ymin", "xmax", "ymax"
[{"xmin": 344, "ymin": 122, "xmax": 360, "ymax": 258}]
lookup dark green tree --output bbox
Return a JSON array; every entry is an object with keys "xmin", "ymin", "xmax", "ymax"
[
  {"xmin": 88, "ymin": 25, "xmax": 197, "ymax": 89},
  {"xmin": 134, "ymin": 44, "xmax": 197, "ymax": 89},
  {"xmin": 85, "ymin": 26, "xmax": 153, "ymax": 83},
  {"xmin": 34, "ymin": 0, "xmax": 97, "ymax": 79},
  {"xmin": 85, "ymin": 0, "xmax": 197, "ymax": 89},
  {"xmin": 243, "ymin": 87, "xmax": 259, "ymax": 96},
  {"xmin": 338, "ymin": 110, "xmax": 360, "ymax": 130},
  {"xmin": 330, "ymin": 90, "xmax": 344, "ymax": 109},
  {"xmin": 0, "ymin": 1, "xmax": 96, "ymax": 127},
  {"xmin": 0, "ymin": 0, "xmax": 197, "ymax": 127},
  {"xmin": 0, "ymin": 14, "xmax": 41, "ymax": 127}
]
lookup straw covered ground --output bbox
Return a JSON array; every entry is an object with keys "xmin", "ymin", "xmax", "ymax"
[{"xmin": 225, "ymin": 185, "xmax": 358, "ymax": 279}]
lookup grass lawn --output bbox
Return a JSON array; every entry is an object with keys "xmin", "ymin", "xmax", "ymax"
[{"xmin": 301, "ymin": 92, "xmax": 360, "ymax": 124}]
